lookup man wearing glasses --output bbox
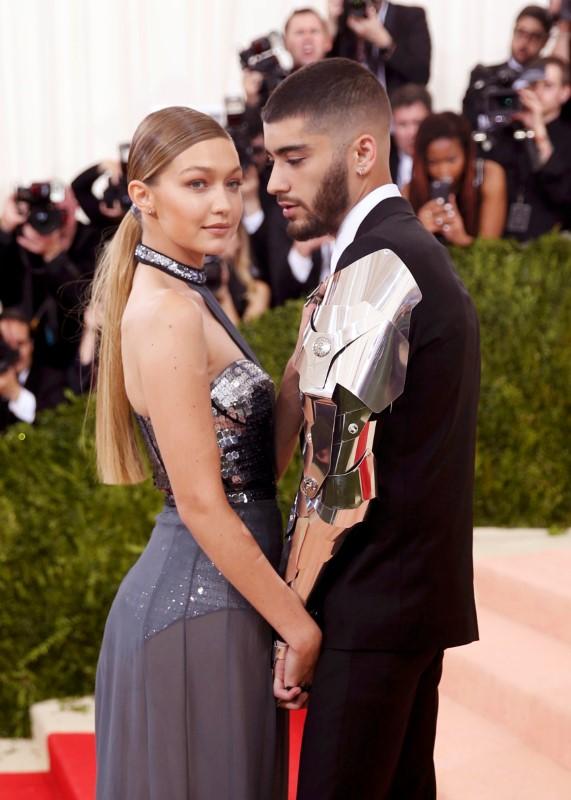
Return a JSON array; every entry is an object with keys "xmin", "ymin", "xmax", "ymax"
[{"xmin": 463, "ymin": 5, "xmax": 552, "ymax": 130}]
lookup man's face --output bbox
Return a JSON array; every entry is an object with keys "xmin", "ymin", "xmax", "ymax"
[
  {"xmin": 264, "ymin": 116, "xmax": 350, "ymax": 240},
  {"xmin": 0, "ymin": 319, "xmax": 33, "ymax": 372},
  {"xmin": 511, "ymin": 16, "xmax": 548, "ymax": 66},
  {"xmin": 392, "ymin": 102, "xmax": 430, "ymax": 157},
  {"xmin": 284, "ymin": 12, "xmax": 332, "ymax": 68},
  {"xmin": 531, "ymin": 64, "xmax": 571, "ymax": 120}
]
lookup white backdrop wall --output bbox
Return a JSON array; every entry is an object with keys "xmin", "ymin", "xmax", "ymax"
[{"xmin": 0, "ymin": 0, "xmax": 551, "ymax": 200}]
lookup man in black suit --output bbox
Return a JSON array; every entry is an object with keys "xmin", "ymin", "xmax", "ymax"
[
  {"xmin": 462, "ymin": 4, "xmax": 552, "ymax": 130},
  {"xmin": 264, "ymin": 58, "xmax": 479, "ymax": 799},
  {"xmin": 389, "ymin": 83, "xmax": 432, "ymax": 188},
  {"xmin": 328, "ymin": 0, "xmax": 431, "ymax": 96},
  {"xmin": 0, "ymin": 308, "xmax": 65, "ymax": 432}
]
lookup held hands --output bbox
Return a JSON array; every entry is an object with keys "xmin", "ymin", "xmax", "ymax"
[
  {"xmin": 273, "ymin": 625, "xmax": 322, "ymax": 710},
  {"xmin": 346, "ymin": 5, "xmax": 393, "ymax": 50}
]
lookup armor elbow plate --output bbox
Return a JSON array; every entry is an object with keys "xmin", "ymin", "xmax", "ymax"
[{"xmin": 285, "ymin": 248, "xmax": 422, "ymax": 603}]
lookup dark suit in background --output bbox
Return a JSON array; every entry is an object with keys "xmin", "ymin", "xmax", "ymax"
[
  {"xmin": 0, "ymin": 361, "xmax": 66, "ymax": 432},
  {"xmin": 331, "ymin": 2, "xmax": 431, "ymax": 96},
  {"xmin": 297, "ymin": 196, "xmax": 480, "ymax": 799}
]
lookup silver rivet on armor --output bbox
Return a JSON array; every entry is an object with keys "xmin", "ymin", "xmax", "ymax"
[
  {"xmin": 301, "ymin": 476, "xmax": 319, "ymax": 498},
  {"xmin": 348, "ymin": 423, "xmax": 359, "ymax": 435},
  {"xmin": 312, "ymin": 336, "xmax": 331, "ymax": 358}
]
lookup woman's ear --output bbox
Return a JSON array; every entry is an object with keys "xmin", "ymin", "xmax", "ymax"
[{"xmin": 128, "ymin": 180, "xmax": 156, "ymax": 216}]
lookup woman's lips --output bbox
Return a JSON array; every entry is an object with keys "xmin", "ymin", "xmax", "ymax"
[{"xmin": 203, "ymin": 224, "xmax": 231, "ymax": 234}]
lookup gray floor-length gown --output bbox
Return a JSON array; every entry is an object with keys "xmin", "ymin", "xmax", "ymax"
[{"xmin": 95, "ymin": 248, "xmax": 286, "ymax": 800}]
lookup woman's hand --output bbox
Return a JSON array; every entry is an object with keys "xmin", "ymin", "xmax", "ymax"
[
  {"xmin": 417, "ymin": 198, "xmax": 444, "ymax": 234},
  {"xmin": 438, "ymin": 196, "xmax": 473, "ymax": 246},
  {"xmin": 273, "ymin": 622, "xmax": 322, "ymax": 710}
]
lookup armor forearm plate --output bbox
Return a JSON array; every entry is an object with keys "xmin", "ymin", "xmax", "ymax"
[{"xmin": 285, "ymin": 248, "xmax": 422, "ymax": 603}]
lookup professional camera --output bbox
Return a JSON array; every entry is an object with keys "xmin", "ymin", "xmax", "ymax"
[
  {"xmin": 15, "ymin": 181, "xmax": 67, "ymax": 235},
  {"xmin": 239, "ymin": 32, "xmax": 288, "ymax": 104},
  {"xmin": 102, "ymin": 143, "xmax": 131, "ymax": 211},
  {"xmin": 469, "ymin": 64, "xmax": 545, "ymax": 132},
  {"xmin": 0, "ymin": 338, "xmax": 19, "ymax": 376},
  {"xmin": 224, "ymin": 96, "xmax": 254, "ymax": 170},
  {"xmin": 345, "ymin": 0, "xmax": 370, "ymax": 17}
]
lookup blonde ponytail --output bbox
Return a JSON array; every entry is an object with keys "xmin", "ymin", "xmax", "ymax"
[
  {"xmin": 90, "ymin": 105, "xmax": 231, "ymax": 485},
  {"xmin": 92, "ymin": 211, "xmax": 148, "ymax": 484}
]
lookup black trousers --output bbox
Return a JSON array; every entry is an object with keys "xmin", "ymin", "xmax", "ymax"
[{"xmin": 296, "ymin": 647, "xmax": 444, "ymax": 800}]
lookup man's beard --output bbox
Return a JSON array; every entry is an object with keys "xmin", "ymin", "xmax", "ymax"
[{"xmin": 287, "ymin": 155, "xmax": 350, "ymax": 242}]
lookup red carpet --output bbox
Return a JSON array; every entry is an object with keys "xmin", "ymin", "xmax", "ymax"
[
  {"xmin": 0, "ymin": 772, "xmax": 56, "ymax": 799},
  {"xmin": 0, "ymin": 713, "xmax": 306, "ymax": 800}
]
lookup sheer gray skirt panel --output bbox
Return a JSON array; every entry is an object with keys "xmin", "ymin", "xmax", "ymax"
[{"xmin": 95, "ymin": 500, "xmax": 286, "ymax": 800}]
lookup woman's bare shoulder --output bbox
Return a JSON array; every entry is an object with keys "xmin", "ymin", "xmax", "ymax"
[{"xmin": 123, "ymin": 285, "xmax": 204, "ymax": 342}]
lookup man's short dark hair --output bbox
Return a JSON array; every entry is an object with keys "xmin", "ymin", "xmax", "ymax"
[
  {"xmin": 390, "ymin": 84, "xmax": 433, "ymax": 113},
  {"xmin": 284, "ymin": 7, "xmax": 328, "ymax": 35},
  {"xmin": 516, "ymin": 5, "xmax": 552, "ymax": 35},
  {"xmin": 0, "ymin": 307, "xmax": 32, "ymax": 329},
  {"xmin": 262, "ymin": 58, "xmax": 391, "ymax": 133},
  {"xmin": 531, "ymin": 55, "xmax": 571, "ymax": 85}
]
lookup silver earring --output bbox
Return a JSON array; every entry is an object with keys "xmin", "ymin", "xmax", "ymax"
[{"xmin": 357, "ymin": 167, "xmax": 365, "ymax": 176}]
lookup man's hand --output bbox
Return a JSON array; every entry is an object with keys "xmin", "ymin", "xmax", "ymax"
[
  {"xmin": 291, "ymin": 234, "xmax": 332, "ymax": 260},
  {"xmin": 0, "ymin": 367, "xmax": 21, "ymax": 402},
  {"xmin": 243, "ymin": 69, "xmax": 264, "ymax": 107},
  {"xmin": 515, "ymin": 88, "xmax": 554, "ymax": 166},
  {"xmin": 241, "ymin": 165, "xmax": 262, "ymax": 216},
  {"xmin": 0, "ymin": 195, "xmax": 27, "ymax": 234},
  {"xmin": 16, "ymin": 224, "xmax": 70, "ymax": 262},
  {"xmin": 347, "ymin": 4, "xmax": 393, "ymax": 50}
]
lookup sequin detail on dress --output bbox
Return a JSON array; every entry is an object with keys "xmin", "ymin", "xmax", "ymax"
[{"xmin": 136, "ymin": 359, "xmax": 276, "ymax": 504}]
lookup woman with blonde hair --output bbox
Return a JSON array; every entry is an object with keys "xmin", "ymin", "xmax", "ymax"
[{"xmin": 92, "ymin": 106, "xmax": 320, "ymax": 800}]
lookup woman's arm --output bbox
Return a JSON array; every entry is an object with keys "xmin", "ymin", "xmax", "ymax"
[
  {"xmin": 138, "ymin": 293, "xmax": 321, "ymax": 688},
  {"xmin": 478, "ymin": 159, "xmax": 507, "ymax": 239}
]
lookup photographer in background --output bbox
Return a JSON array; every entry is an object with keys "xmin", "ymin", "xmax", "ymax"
[
  {"xmin": 549, "ymin": 0, "xmax": 571, "ymax": 121},
  {"xmin": 505, "ymin": 56, "xmax": 571, "ymax": 239},
  {"xmin": 71, "ymin": 146, "xmax": 130, "ymax": 237},
  {"xmin": 0, "ymin": 308, "xmax": 65, "ymax": 433},
  {"xmin": 328, "ymin": 0, "xmax": 431, "ymax": 94},
  {"xmin": 404, "ymin": 112, "xmax": 507, "ymax": 247},
  {"xmin": 463, "ymin": 5, "xmax": 552, "ymax": 131},
  {"xmin": 242, "ymin": 8, "xmax": 331, "ymax": 113},
  {"xmin": 0, "ymin": 184, "xmax": 100, "ymax": 377},
  {"xmin": 389, "ymin": 83, "xmax": 432, "ymax": 188}
]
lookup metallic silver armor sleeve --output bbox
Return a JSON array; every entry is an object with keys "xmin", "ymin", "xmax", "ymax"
[{"xmin": 285, "ymin": 248, "xmax": 422, "ymax": 603}]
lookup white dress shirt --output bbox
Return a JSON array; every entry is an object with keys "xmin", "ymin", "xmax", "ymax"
[
  {"xmin": 330, "ymin": 183, "xmax": 401, "ymax": 273},
  {"xmin": 8, "ymin": 368, "xmax": 36, "ymax": 424}
]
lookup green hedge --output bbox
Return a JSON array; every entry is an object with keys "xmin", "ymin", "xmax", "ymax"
[{"xmin": 0, "ymin": 235, "xmax": 570, "ymax": 736}]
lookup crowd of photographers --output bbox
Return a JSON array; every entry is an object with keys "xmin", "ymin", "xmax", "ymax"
[{"xmin": 0, "ymin": 0, "xmax": 569, "ymax": 433}]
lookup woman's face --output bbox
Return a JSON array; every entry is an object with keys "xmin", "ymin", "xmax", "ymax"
[
  {"xmin": 146, "ymin": 137, "xmax": 243, "ymax": 263},
  {"xmin": 425, "ymin": 137, "xmax": 465, "ymax": 186}
]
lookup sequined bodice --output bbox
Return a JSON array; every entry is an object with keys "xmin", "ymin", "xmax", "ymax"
[{"xmin": 136, "ymin": 359, "xmax": 276, "ymax": 505}]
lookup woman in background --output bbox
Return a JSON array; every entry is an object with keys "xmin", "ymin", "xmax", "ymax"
[
  {"xmin": 404, "ymin": 111, "xmax": 507, "ymax": 245},
  {"xmin": 92, "ymin": 106, "xmax": 320, "ymax": 800}
]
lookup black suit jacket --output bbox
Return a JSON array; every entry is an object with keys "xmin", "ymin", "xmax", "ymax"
[
  {"xmin": 250, "ymin": 176, "xmax": 323, "ymax": 307},
  {"xmin": 310, "ymin": 197, "xmax": 480, "ymax": 652},
  {"xmin": 331, "ymin": 3, "xmax": 431, "ymax": 96}
]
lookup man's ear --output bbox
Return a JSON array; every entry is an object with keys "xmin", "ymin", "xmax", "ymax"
[{"xmin": 351, "ymin": 134, "xmax": 377, "ymax": 177}]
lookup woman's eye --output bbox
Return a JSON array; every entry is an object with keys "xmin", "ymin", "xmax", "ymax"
[
  {"xmin": 188, "ymin": 180, "xmax": 206, "ymax": 189},
  {"xmin": 227, "ymin": 179, "xmax": 243, "ymax": 190}
]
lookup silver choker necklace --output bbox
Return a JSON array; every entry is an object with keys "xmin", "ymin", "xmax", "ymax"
[{"xmin": 135, "ymin": 243, "xmax": 207, "ymax": 286}]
